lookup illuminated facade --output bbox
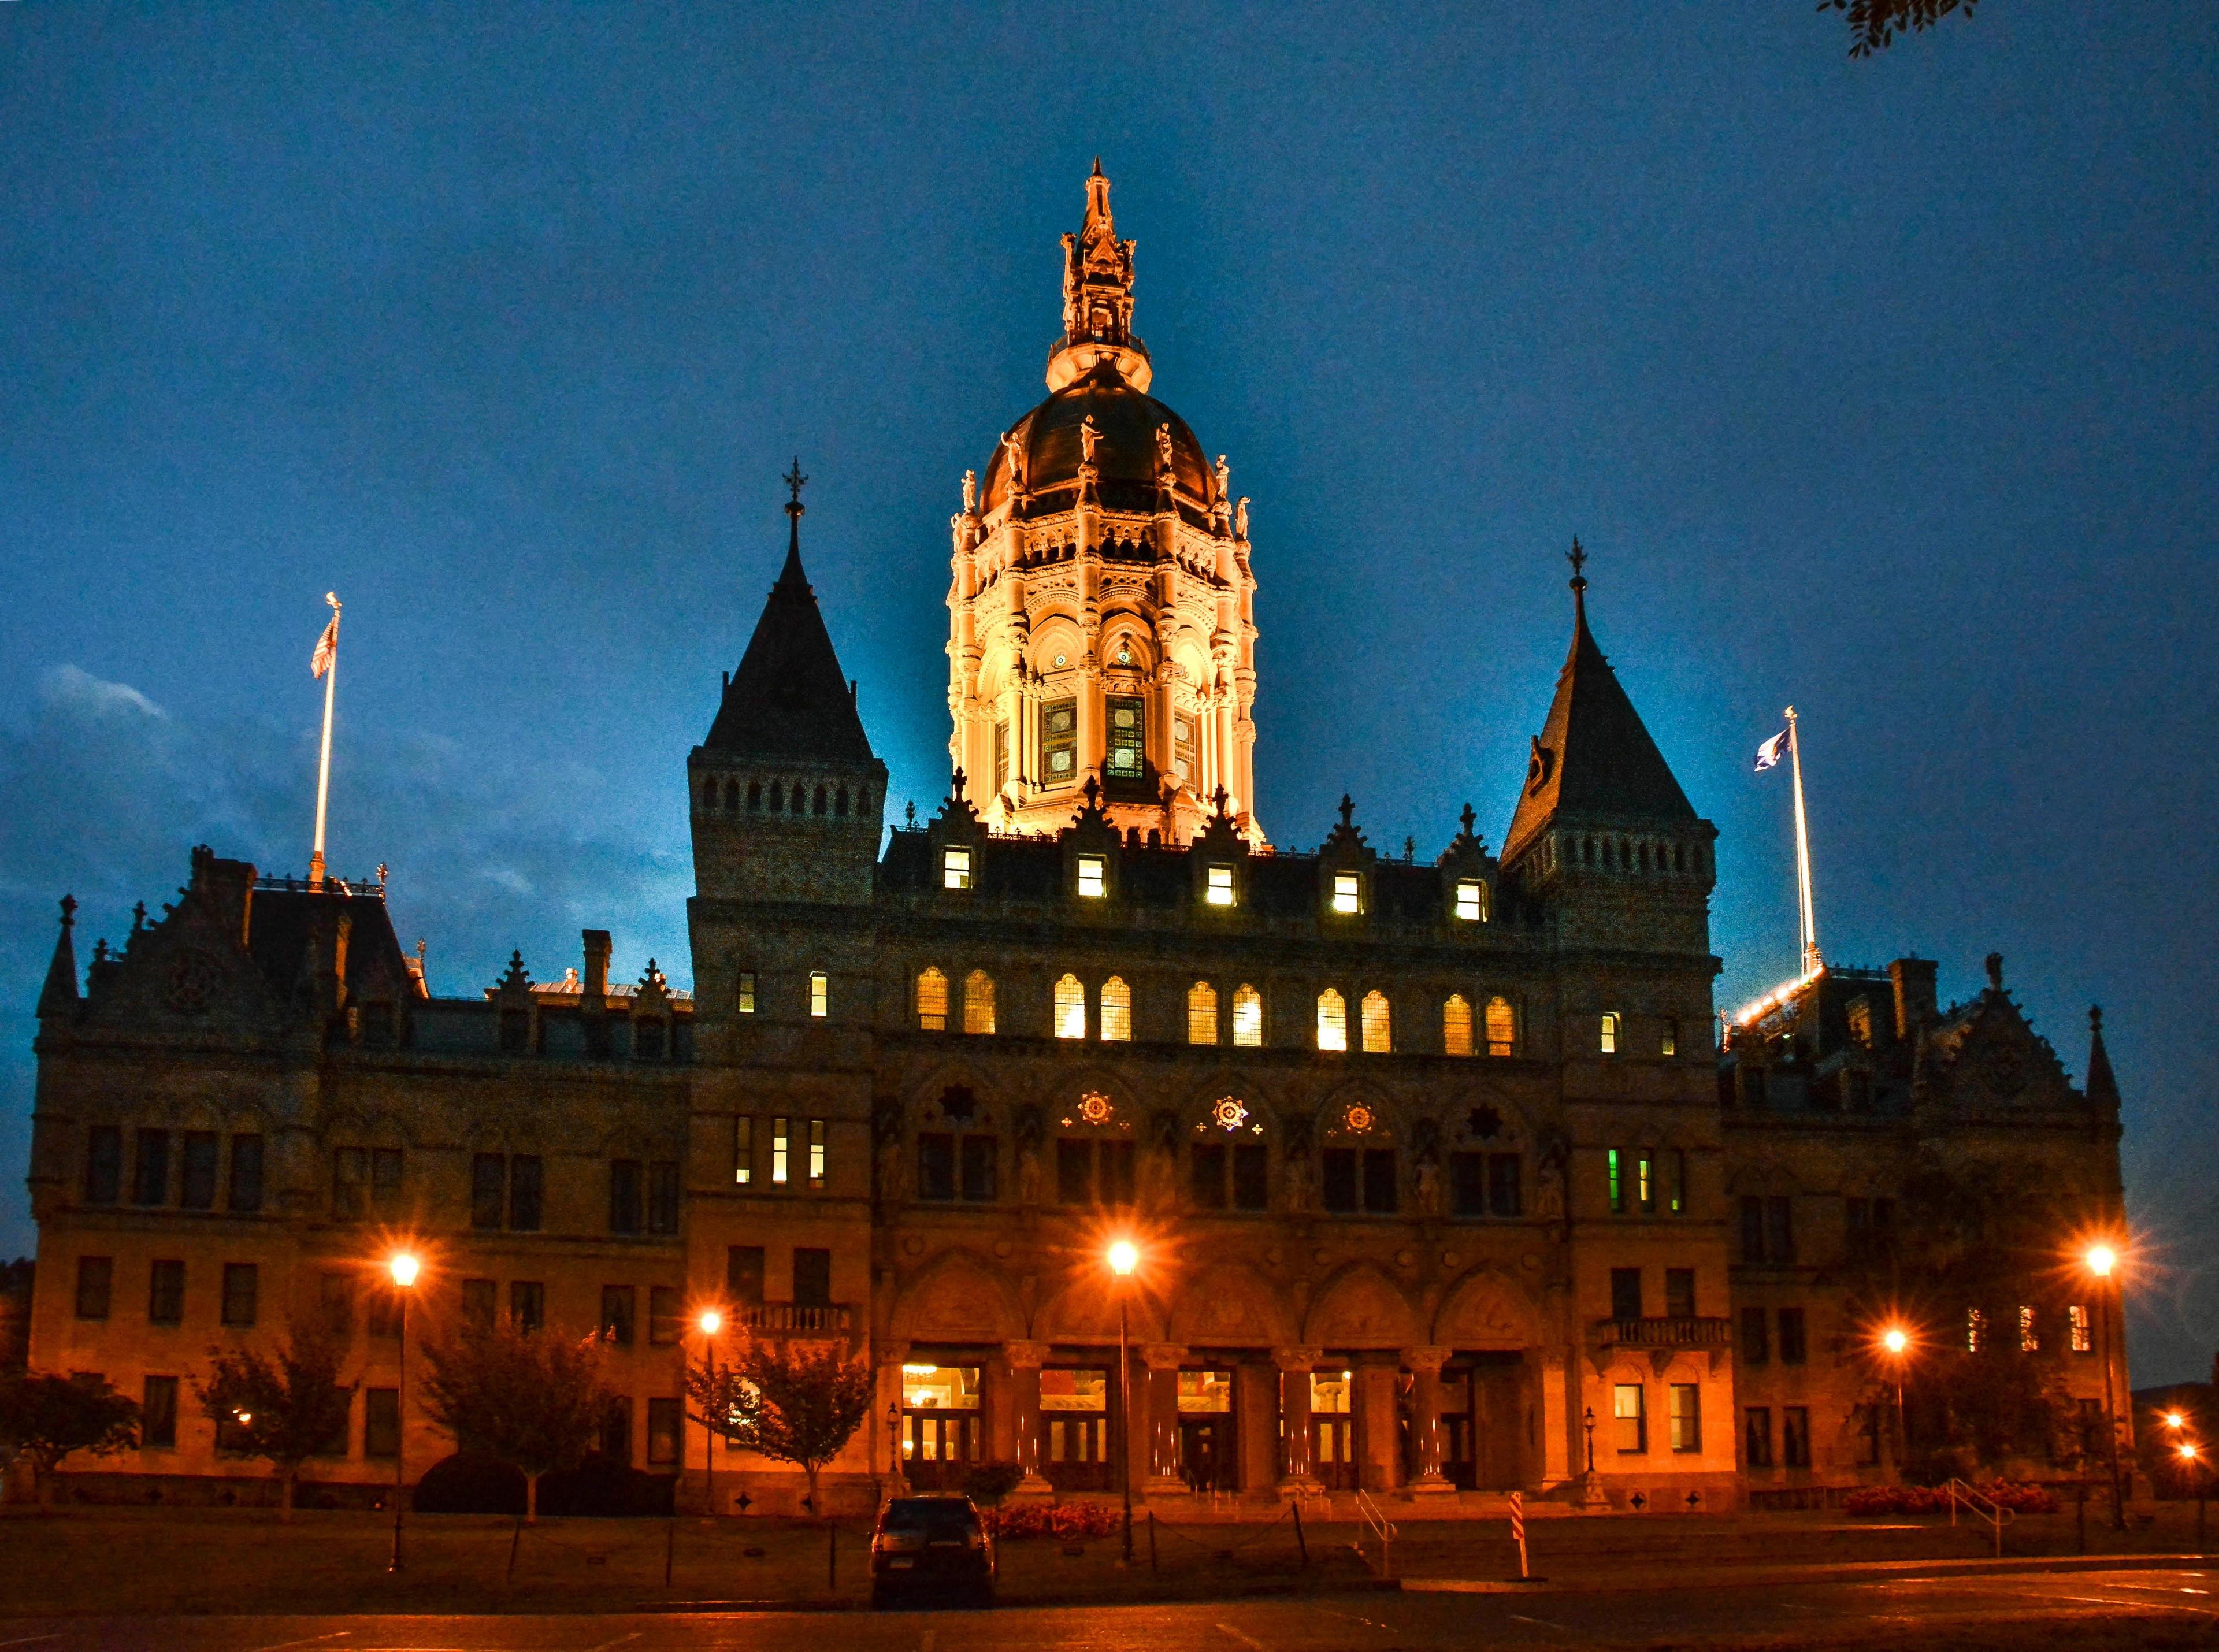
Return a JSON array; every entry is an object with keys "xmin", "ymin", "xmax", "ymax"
[{"xmin": 20, "ymin": 170, "xmax": 2128, "ymax": 1514}]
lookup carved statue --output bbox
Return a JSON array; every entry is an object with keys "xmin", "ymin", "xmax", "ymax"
[
  {"xmin": 875, "ymin": 1130, "xmax": 907, "ymax": 1204},
  {"xmin": 1214, "ymin": 454, "xmax": 1230, "ymax": 504},
  {"xmin": 1533, "ymin": 1153, "xmax": 1566, "ymax": 1223},
  {"xmin": 1281, "ymin": 1150, "xmax": 1313, "ymax": 1215},
  {"xmin": 1079, "ymin": 414, "xmax": 1100, "ymax": 467},
  {"xmin": 962, "ymin": 469, "xmax": 977, "ymax": 515},
  {"xmin": 1002, "ymin": 430, "xmax": 1027, "ymax": 494},
  {"xmin": 1235, "ymin": 496, "xmax": 1250, "ymax": 539},
  {"xmin": 1016, "ymin": 1144, "xmax": 1041, "ymax": 1205},
  {"xmin": 1415, "ymin": 1159, "xmax": 1444, "ymax": 1219},
  {"xmin": 1154, "ymin": 422, "xmax": 1175, "ymax": 480}
]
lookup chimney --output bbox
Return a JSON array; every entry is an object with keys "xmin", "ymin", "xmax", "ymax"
[
  {"xmin": 191, "ymin": 847, "xmax": 258, "ymax": 949},
  {"xmin": 1888, "ymin": 957, "xmax": 1938, "ymax": 1040},
  {"xmin": 581, "ymin": 930, "xmax": 612, "ymax": 1001}
]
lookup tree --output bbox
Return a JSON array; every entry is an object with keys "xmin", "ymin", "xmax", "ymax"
[
  {"xmin": 192, "ymin": 1321, "xmax": 354, "ymax": 1521},
  {"xmin": 0, "ymin": 1372, "xmax": 139, "ymax": 1509},
  {"xmin": 416, "ymin": 1319, "xmax": 610, "ymax": 1523},
  {"xmin": 1821, "ymin": 0, "xmax": 1977, "ymax": 58},
  {"xmin": 687, "ymin": 1336, "xmax": 874, "ymax": 1517}
]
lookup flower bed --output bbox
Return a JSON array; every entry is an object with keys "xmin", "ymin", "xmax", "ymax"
[
  {"xmin": 982, "ymin": 1502, "xmax": 1126, "ymax": 1542},
  {"xmin": 1842, "ymin": 1480, "xmax": 2061, "ymax": 1516}
]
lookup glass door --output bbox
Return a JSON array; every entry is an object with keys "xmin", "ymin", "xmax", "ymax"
[
  {"xmin": 1310, "ymin": 1369, "xmax": 1356, "ymax": 1490},
  {"xmin": 1041, "ymin": 1367, "xmax": 1112, "ymax": 1492},
  {"xmin": 899, "ymin": 1364, "xmax": 981, "ymax": 1491}
]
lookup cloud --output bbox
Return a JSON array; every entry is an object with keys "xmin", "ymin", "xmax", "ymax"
[{"xmin": 39, "ymin": 665, "xmax": 170, "ymax": 722}]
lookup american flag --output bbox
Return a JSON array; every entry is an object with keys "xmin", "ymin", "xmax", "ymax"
[{"xmin": 311, "ymin": 612, "xmax": 339, "ymax": 678}]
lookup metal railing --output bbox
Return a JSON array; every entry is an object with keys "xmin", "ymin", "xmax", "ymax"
[
  {"xmin": 1353, "ymin": 1488, "xmax": 1398, "ymax": 1579},
  {"xmin": 737, "ymin": 1303, "xmax": 852, "ymax": 1334},
  {"xmin": 1589, "ymin": 1316, "xmax": 1735, "ymax": 1348},
  {"xmin": 1945, "ymin": 1478, "xmax": 2014, "ymax": 1557}
]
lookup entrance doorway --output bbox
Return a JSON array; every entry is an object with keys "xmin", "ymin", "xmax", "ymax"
[
  {"xmin": 1178, "ymin": 1369, "xmax": 1235, "ymax": 1491},
  {"xmin": 1461, "ymin": 1352, "xmax": 1527, "ymax": 1490},
  {"xmin": 1042, "ymin": 1367, "xmax": 1112, "ymax": 1492},
  {"xmin": 899, "ymin": 1364, "xmax": 982, "ymax": 1491},
  {"xmin": 1310, "ymin": 1369, "xmax": 1356, "ymax": 1490}
]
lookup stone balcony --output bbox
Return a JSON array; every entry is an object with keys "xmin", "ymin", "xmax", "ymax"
[
  {"xmin": 1586, "ymin": 1316, "xmax": 1735, "ymax": 1374},
  {"xmin": 738, "ymin": 1303, "xmax": 853, "ymax": 1335}
]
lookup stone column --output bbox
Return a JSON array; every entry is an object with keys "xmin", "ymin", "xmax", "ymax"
[
  {"xmin": 1235, "ymin": 1361, "xmax": 1277, "ymax": 1495},
  {"xmin": 1356, "ymin": 1362, "xmax": 1401, "ymax": 1493},
  {"xmin": 1005, "ymin": 1340, "xmax": 1052, "ymax": 1501},
  {"xmin": 1143, "ymin": 1343, "xmax": 1189, "ymax": 1495},
  {"xmin": 1531, "ymin": 1345, "xmax": 1574, "ymax": 1491},
  {"xmin": 1274, "ymin": 1346, "xmax": 1322, "ymax": 1495},
  {"xmin": 1404, "ymin": 1346, "xmax": 1454, "ymax": 1494}
]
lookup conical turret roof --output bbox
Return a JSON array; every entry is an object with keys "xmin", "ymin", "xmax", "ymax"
[
  {"xmin": 702, "ymin": 480, "xmax": 874, "ymax": 763},
  {"xmin": 1502, "ymin": 554, "xmax": 1697, "ymax": 868}
]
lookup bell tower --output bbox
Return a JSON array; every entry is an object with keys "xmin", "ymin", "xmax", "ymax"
[{"xmin": 946, "ymin": 166, "xmax": 1264, "ymax": 847}]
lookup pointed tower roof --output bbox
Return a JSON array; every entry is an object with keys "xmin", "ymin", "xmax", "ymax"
[
  {"xmin": 36, "ymin": 894, "xmax": 79, "ymax": 1017},
  {"xmin": 702, "ymin": 463, "xmax": 875, "ymax": 762},
  {"xmin": 1502, "ymin": 542, "xmax": 1698, "ymax": 868},
  {"xmin": 1048, "ymin": 162, "xmax": 1151, "ymax": 393},
  {"xmin": 2084, "ymin": 1005, "xmax": 2120, "ymax": 1109}
]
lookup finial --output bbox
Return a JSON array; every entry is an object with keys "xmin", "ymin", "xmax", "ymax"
[
  {"xmin": 1567, "ymin": 535, "xmax": 1589, "ymax": 605},
  {"xmin": 951, "ymin": 765, "xmax": 967, "ymax": 800},
  {"xmin": 1091, "ymin": 155, "xmax": 1104, "ymax": 178},
  {"xmin": 904, "ymin": 800, "xmax": 917, "ymax": 828},
  {"xmin": 58, "ymin": 894, "xmax": 76, "ymax": 929},
  {"xmin": 131, "ymin": 901, "xmax": 146, "ymax": 933},
  {"xmin": 1212, "ymin": 784, "xmax": 1230, "ymax": 822},
  {"xmin": 1459, "ymin": 802, "xmax": 1477, "ymax": 840},
  {"xmin": 1338, "ymin": 794, "xmax": 1355, "ymax": 830},
  {"xmin": 1404, "ymin": 836, "xmax": 1416, "ymax": 863},
  {"xmin": 1984, "ymin": 952, "xmax": 2004, "ymax": 990},
  {"xmin": 374, "ymin": 862, "xmax": 387, "ymax": 886},
  {"xmin": 784, "ymin": 458, "xmax": 808, "ymax": 515},
  {"xmin": 2090, "ymin": 1004, "xmax": 2103, "ymax": 1035}
]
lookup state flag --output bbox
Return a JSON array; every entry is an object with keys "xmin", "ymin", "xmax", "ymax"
[{"xmin": 1754, "ymin": 729, "xmax": 1788, "ymax": 773}]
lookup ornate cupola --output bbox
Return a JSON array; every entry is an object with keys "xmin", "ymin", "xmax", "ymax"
[{"xmin": 945, "ymin": 165, "xmax": 1263, "ymax": 848}]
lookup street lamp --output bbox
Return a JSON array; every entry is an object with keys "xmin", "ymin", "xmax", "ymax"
[
  {"xmin": 1876, "ymin": 1324, "xmax": 1913, "ymax": 1473},
  {"xmin": 695, "ymin": 1309, "xmax": 723, "ymax": 1519},
  {"xmin": 2082, "ymin": 1243, "xmax": 2126, "ymax": 1531},
  {"xmin": 1108, "ymin": 1239, "xmax": 1139, "ymax": 1566},
  {"xmin": 385, "ymin": 1252, "xmax": 421, "ymax": 1573},
  {"xmin": 1582, "ymin": 1406, "xmax": 1597, "ymax": 1475},
  {"xmin": 2178, "ymin": 1442, "xmax": 2208, "ymax": 1556}
]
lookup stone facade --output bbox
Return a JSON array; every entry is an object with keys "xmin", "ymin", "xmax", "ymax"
[{"xmin": 18, "ymin": 169, "xmax": 2128, "ymax": 1514}]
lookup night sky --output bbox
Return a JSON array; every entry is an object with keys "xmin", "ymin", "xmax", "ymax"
[{"xmin": 2, "ymin": 5, "xmax": 2213, "ymax": 1382}]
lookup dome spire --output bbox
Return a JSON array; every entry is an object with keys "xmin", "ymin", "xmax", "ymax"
[{"xmin": 1050, "ymin": 163, "xmax": 1152, "ymax": 392}]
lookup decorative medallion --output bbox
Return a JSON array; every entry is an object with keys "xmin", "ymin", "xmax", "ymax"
[
  {"xmin": 1343, "ymin": 1102, "xmax": 1375, "ymax": 1134},
  {"xmin": 166, "ymin": 948, "xmax": 220, "ymax": 1015},
  {"xmin": 1077, "ymin": 1090, "xmax": 1114, "ymax": 1126},
  {"xmin": 1210, "ymin": 1096, "xmax": 1249, "ymax": 1133}
]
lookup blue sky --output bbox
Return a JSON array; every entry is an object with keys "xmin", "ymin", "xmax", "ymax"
[{"xmin": 2, "ymin": 2, "xmax": 2213, "ymax": 1381}]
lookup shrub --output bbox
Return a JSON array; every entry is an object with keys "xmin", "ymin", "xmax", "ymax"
[
  {"xmin": 962, "ymin": 1463, "xmax": 1026, "ymax": 1508},
  {"xmin": 983, "ymin": 1501, "xmax": 1123, "ymax": 1542},
  {"xmin": 1843, "ymin": 1479, "xmax": 2060, "ymax": 1517},
  {"xmin": 412, "ymin": 1451, "xmax": 528, "ymax": 1516}
]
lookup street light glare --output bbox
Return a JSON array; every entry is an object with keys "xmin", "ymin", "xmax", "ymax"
[
  {"xmin": 2084, "ymin": 1243, "xmax": 2117, "ymax": 1278},
  {"xmin": 1880, "ymin": 1327, "xmax": 1909, "ymax": 1355},
  {"xmin": 2166, "ymin": 1410, "xmax": 2186, "ymax": 1429},
  {"xmin": 387, "ymin": 1252, "xmax": 421, "ymax": 1287},
  {"xmin": 697, "ymin": 1309, "xmax": 723, "ymax": 1336},
  {"xmin": 2180, "ymin": 1443, "xmax": 2201, "ymax": 1461},
  {"xmin": 1108, "ymin": 1239, "xmax": 1139, "ymax": 1276}
]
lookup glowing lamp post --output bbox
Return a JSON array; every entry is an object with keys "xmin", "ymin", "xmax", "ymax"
[
  {"xmin": 1876, "ymin": 1325, "xmax": 1912, "ymax": 1472},
  {"xmin": 1108, "ymin": 1239, "xmax": 1139, "ymax": 1565},
  {"xmin": 2083, "ymin": 1244, "xmax": 2125, "ymax": 1531},
  {"xmin": 386, "ymin": 1252, "xmax": 421, "ymax": 1572},
  {"xmin": 695, "ymin": 1309, "xmax": 724, "ymax": 1518},
  {"xmin": 2179, "ymin": 1443, "xmax": 2208, "ymax": 1555}
]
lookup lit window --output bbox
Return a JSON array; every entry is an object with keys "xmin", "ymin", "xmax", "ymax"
[
  {"xmin": 1442, "ymin": 994, "xmax": 1473, "ymax": 1057},
  {"xmin": 1360, "ymin": 990, "xmax": 1391, "ymax": 1054},
  {"xmin": 1205, "ymin": 864, "xmax": 1235, "ymax": 907},
  {"xmin": 1231, "ymin": 985, "xmax": 1263, "ymax": 1048},
  {"xmin": 733, "ymin": 1117, "xmax": 752, "ymax": 1186},
  {"xmin": 1053, "ymin": 974, "xmax": 1086, "ymax": 1040},
  {"xmin": 2068, "ymin": 1304, "xmax": 2092, "ymax": 1353},
  {"xmin": 1485, "ymin": 996, "xmax": 1515, "ymax": 1057},
  {"xmin": 1637, "ymin": 1152, "xmax": 1654, "ymax": 1214},
  {"xmin": 1614, "ymin": 1383, "xmax": 1646, "ymax": 1453},
  {"xmin": 1661, "ymin": 1021, "xmax": 1678, "ymax": 1058},
  {"xmin": 1608, "ymin": 1148, "xmax": 1624, "ymax": 1213},
  {"xmin": 915, "ymin": 967, "xmax": 949, "ymax": 1032},
  {"xmin": 1316, "ymin": 989, "xmax": 1347, "ymax": 1052},
  {"xmin": 2018, "ymin": 1305, "xmax": 2038, "ymax": 1353},
  {"xmin": 736, "ymin": 971, "xmax": 756, "ymax": 1015},
  {"xmin": 1454, "ymin": 879, "xmax": 1485, "ymax": 922},
  {"xmin": 1099, "ymin": 977, "xmax": 1131, "ymax": 1042},
  {"xmin": 1669, "ymin": 1383, "xmax": 1701, "ymax": 1453},
  {"xmin": 808, "ymin": 972, "xmax": 828, "ymax": 1018},
  {"xmin": 1331, "ymin": 872, "xmax": 1361, "ymax": 915},
  {"xmin": 808, "ymin": 1119, "xmax": 826, "ymax": 1189},
  {"xmin": 1666, "ymin": 1148, "xmax": 1687, "ymax": 1215},
  {"xmin": 1188, "ymin": 982, "xmax": 1219, "ymax": 1046},
  {"xmin": 963, "ymin": 970, "xmax": 996, "ymax": 1035},
  {"xmin": 771, "ymin": 1118, "xmax": 791, "ymax": 1186},
  {"xmin": 943, "ymin": 848, "xmax": 972, "ymax": 890},
  {"xmin": 1077, "ymin": 855, "xmax": 1107, "ymax": 899},
  {"xmin": 1966, "ymin": 1306, "xmax": 1986, "ymax": 1353},
  {"xmin": 1600, "ymin": 1012, "xmax": 1620, "ymax": 1055}
]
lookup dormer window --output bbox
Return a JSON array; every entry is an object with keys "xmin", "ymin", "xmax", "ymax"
[
  {"xmin": 1331, "ymin": 872, "xmax": 1363, "ymax": 915},
  {"xmin": 1454, "ymin": 879, "xmax": 1486, "ymax": 922},
  {"xmin": 1205, "ymin": 864, "xmax": 1235, "ymax": 907},
  {"xmin": 942, "ymin": 848, "xmax": 972, "ymax": 891},
  {"xmin": 1076, "ymin": 855, "xmax": 1107, "ymax": 899}
]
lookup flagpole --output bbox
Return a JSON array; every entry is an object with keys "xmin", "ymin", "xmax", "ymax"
[
  {"xmin": 1785, "ymin": 705, "xmax": 1820, "ymax": 975},
  {"xmin": 310, "ymin": 593, "xmax": 341, "ymax": 890}
]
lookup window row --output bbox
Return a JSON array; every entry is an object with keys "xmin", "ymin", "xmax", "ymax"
[
  {"xmin": 83, "ymin": 1127, "xmax": 263, "ymax": 1213},
  {"xmin": 1738, "ymin": 1305, "xmax": 1808, "ymax": 1365},
  {"xmin": 1965, "ymin": 1302, "xmax": 2096, "ymax": 1355},
  {"xmin": 699, "ymin": 774, "xmax": 871, "ymax": 819},
  {"xmin": 75, "ymin": 1255, "xmax": 264, "ymax": 1328},
  {"xmin": 1611, "ymin": 1380, "xmax": 1704, "ymax": 1454},
  {"xmin": 911, "ymin": 970, "xmax": 1522, "ymax": 1056},
  {"xmin": 1743, "ymin": 1405, "xmax": 1813, "ymax": 1469},
  {"xmin": 1606, "ymin": 1149, "xmax": 1690, "ymax": 1216},
  {"xmin": 139, "ymin": 1373, "xmax": 398, "ymax": 1458},
  {"xmin": 1597, "ymin": 1012, "xmax": 1678, "ymax": 1057},
  {"xmin": 725, "ymin": 1244, "xmax": 836, "ymax": 1309},
  {"xmin": 726, "ymin": 1116, "xmax": 828, "ymax": 1191},
  {"xmin": 730, "ymin": 969, "xmax": 829, "ymax": 1018},
  {"xmin": 1608, "ymin": 1265, "xmax": 1702, "ymax": 1322}
]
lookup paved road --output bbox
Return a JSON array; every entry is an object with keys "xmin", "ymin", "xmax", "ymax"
[{"xmin": 0, "ymin": 1566, "xmax": 2210, "ymax": 1650}]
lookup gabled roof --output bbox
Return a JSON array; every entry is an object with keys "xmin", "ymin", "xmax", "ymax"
[
  {"xmin": 701, "ymin": 507, "xmax": 875, "ymax": 763},
  {"xmin": 1502, "ymin": 568, "xmax": 1697, "ymax": 868}
]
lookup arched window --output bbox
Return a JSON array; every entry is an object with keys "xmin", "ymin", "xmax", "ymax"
[
  {"xmin": 723, "ymin": 779, "xmax": 738, "ymax": 812},
  {"xmin": 1360, "ymin": 990, "xmax": 1391, "ymax": 1054},
  {"xmin": 1485, "ymin": 996, "xmax": 1516, "ymax": 1057},
  {"xmin": 814, "ymin": 784, "xmax": 828, "ymax": 816},
  {"xmin": 1187, "ymin": 982, "xmax": 1219, "ymax": 1046},
  {"xmin": 769, "ymin": 781, "xmax": 784, "ymax": 813},
  {"xmin": 1231, "ymin": 984, "xmax": 1263, "ymax": 1048},
  {"xmin": 836, "ymin": 786, "xmax": 849, "ymax": 816},
  {"xmin": 1053, "ymin": 974, "xmax": 1086, "ymax": 1040},
  {"xmin": 915, "ymin": 967, "xmax": 949, "ymax": 1032},
  {"xmin": 1316, "ymin": 988, "xmax": 1348, "ymax": 1053},
  {"xmin": 748, "ymin": 779, "xmax": 762, "ymax": 811},
  {"xmin": 1443, "ymin": 994, "xmax": 1474, "ymax": 1057},
  {"xmin": 963, "ymin": 970, "xmax": 996, "ymax": 1035},
  {"xmin": 1099, "ymin": 977, "xmax": 1132, "ymax": 1042}
]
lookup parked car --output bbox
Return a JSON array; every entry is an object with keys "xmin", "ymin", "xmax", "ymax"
[{"xmin": 870, "ymin": 1494, "xmax": 996, "ymax": 1608}]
